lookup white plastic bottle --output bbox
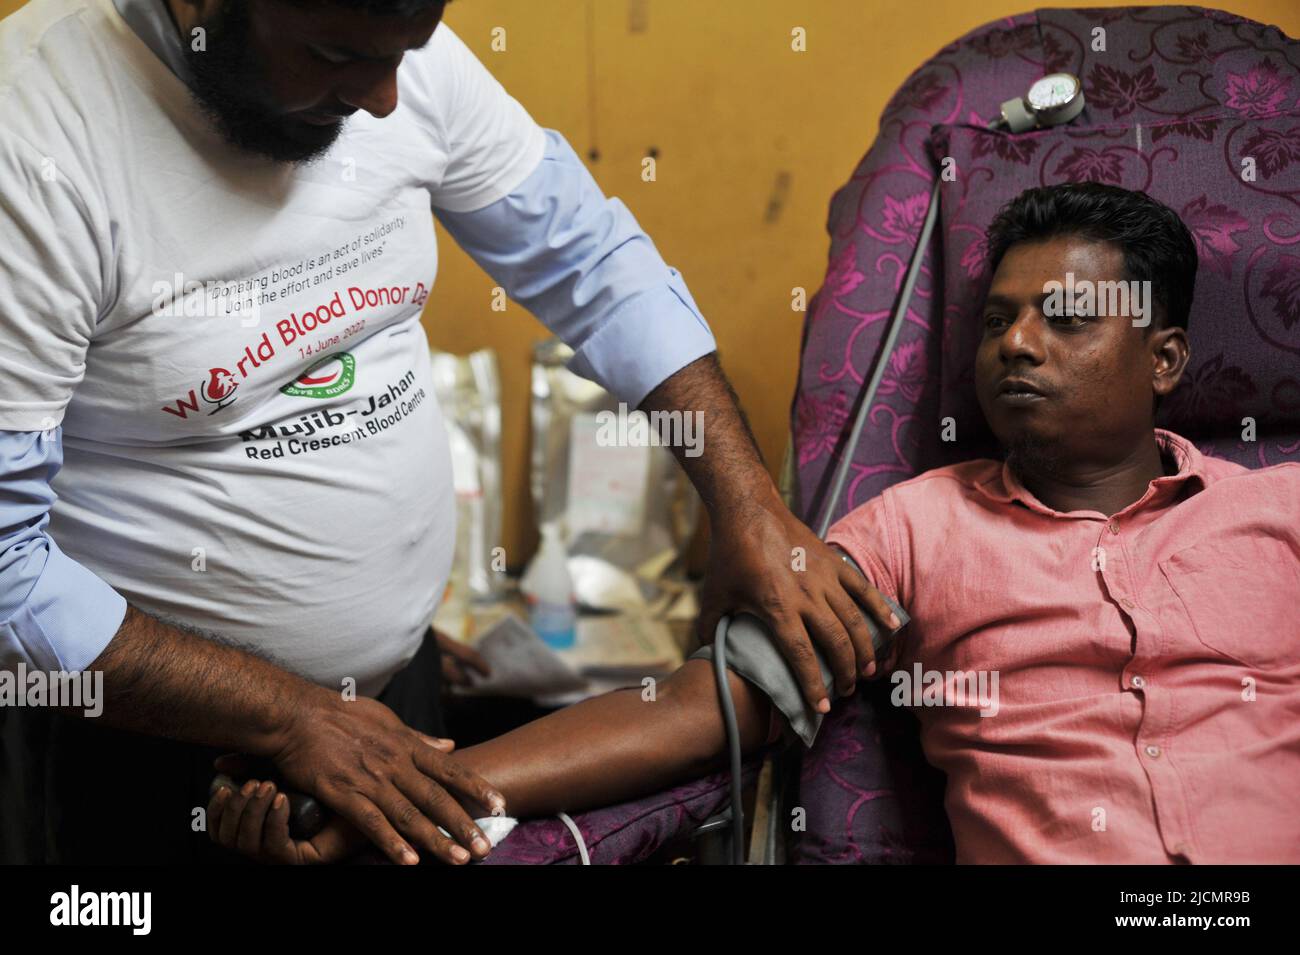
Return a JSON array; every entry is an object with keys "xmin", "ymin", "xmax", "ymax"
[{"xmin": 520, "ymin": 524, "xmax": 577, "ymax": 649}]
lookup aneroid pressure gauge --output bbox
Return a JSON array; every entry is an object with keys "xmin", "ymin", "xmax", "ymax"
[{"xmin": 999, "ymin": 73, "xmax": 1086, "ymax": 132}]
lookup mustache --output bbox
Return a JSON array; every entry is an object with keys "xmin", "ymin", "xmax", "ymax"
[
  {"xmin": 993, "ymin": 374, "xmax": 1053, "ymax": 396},
  {"xmin": 300, "ymin": 108, "xmax": 357, "ymax": 120}
]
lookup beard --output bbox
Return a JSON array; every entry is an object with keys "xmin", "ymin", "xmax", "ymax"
[
  {"xmin": 180, "ymin": 1, "xmax": 344, "ymax": 164},
  {"xmin": 1003, "ymin": 428, "xmax": 1068, "ymax": 482}
]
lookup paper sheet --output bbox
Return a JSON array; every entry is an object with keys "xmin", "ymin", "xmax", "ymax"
[
  {"xmin": 459, "ymin": 611, "xmax": 685, "ymax": 704},
  {"xmin": 562, "ymin": 613, "xmax": 684, "ymax": 676},
  {"xmin": 461, "ymin": 613, "xmax": 588, "ymax": 698}
]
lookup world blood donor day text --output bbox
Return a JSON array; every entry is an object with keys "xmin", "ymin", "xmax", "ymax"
[{"xmin": 276, "ymin": 283, "xmax": 428, "ymax": 346}]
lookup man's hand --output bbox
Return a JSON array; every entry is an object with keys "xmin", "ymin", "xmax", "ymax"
[
  {"xmin": 208, "ymin": 776, "xmax": 368, "ymax": 864},
  {"xmin": 87, "ymin": 609, "xmax": 505, "ymax": 866},
  {"xmin": 638, "ymin": 353, "xmax": 900, "ymax": 714},
  {"xmin": 435, "ymin": 628, "xmax": 490, "ymax": 686},
  {"xmin": 697, "ymin": 487, "xmax": 902, "ymax": 712},
  {"xmin": 268, "ymin": 690, "xmax": 506, "ymax": 866}
]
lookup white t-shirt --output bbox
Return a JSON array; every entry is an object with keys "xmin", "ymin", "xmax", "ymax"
[{"xmin": 0, "ymin": 0, "xmax": 546, "ymax": 695}]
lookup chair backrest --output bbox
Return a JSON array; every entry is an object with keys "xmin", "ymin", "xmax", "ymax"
[{"xmin": 791, "ymin": 5, "xmax": 1300, "ymax": 864}]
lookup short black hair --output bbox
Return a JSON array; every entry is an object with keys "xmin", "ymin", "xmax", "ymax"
[{"xmin": 984, "ymin": 182, "xmax": 1199, "ymax": 332}]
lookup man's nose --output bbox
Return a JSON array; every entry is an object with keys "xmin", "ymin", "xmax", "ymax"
[
  {"xmin": 1000, "ymin": 308, "xmax": 1046, "ymax": 363},
  {"xmin": 339, "ymin": 65, "xmax": 401, "ymax": 119}
]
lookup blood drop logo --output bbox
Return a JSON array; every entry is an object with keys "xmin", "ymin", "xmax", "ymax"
[{"xmin": 280, "ymin": 352, "xmax": 357, "ymax": 399}]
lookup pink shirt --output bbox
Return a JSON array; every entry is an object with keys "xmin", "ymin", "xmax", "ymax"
[{"xmin": 826, "ymin": 429, "xmax": 1300, "ymax": 863}]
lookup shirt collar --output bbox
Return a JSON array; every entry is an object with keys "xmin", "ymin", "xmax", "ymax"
[
  {"xmin": 980, "ymin": 428, "xmax": 1209, "ymax": 519},
  {"xmin": 112, "ymin": 0, "xmax": 192, "ymax": 81}
]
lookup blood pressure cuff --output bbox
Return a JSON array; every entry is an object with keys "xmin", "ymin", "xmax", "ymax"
[{"xmin": 688, "ymin": 592, "xmax": 910, "ymax": 749}]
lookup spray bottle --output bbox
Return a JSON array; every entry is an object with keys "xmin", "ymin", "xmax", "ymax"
[{"xmin": 520, "ymin": 523, "xmax": 577, "ymax": 649}]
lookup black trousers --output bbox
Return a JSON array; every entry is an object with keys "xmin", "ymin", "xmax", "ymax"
[{"xmin": 0, "ymin": 627, "xmax": 445, "ymax": 865}]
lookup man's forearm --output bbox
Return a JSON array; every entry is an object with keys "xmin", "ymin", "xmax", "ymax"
[
  {"xmin": 81, "ymin": 604, "xmax": 323, "ymax": 757},
  {"xmin": 639, "ymin": 353, "xmax": 780, "ymax": 514},
  {"xmin": 455, "ymin": 659, "xmax": 772, "ymax": 819}
]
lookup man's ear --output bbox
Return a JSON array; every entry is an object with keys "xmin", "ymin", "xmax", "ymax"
[{"xmin": 1150, "ymin": 325, "xmax": 1190, "ymax": 402}]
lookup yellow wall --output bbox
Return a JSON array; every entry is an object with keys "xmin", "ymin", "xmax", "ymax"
[
  {"xmin": 431, "ymin": 0, "xmax": 1300, "ymax": 568},
  {"xmin": 5, "ymin": 0, "xmax": 1299, "ymax": 569}
]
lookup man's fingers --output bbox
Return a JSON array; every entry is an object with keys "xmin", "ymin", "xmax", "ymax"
[
  {"xmin": 434, "ymin": 630, "xmax": 491, "ymax": 678},
  {"xmin": 218, "ymin": 780, "xmax": 258, "ymax": 847},
  {"xmin": 236, "ymin": 781, "xmax": 277, "ymax": 857},
  {"xmin": 804, "ymin": 607, "xmax": 858, "ymax": 698},
  {"xmin": 416, "ymin": 733, "xmax": 456, "ymax": 752},
  {"xmin": 827, "ymin": 588, "xmax": 878, "ymax": 678},
  {"xmin": 381, "ymin": 777, "xmax": 476, "ymax": 864},
  {"xmin": 402, "ymin": 757, "xmax": 498, "ymax": 860},
  {"xmin": 414, "ymin": 745, "xmax": 507, "ymax": 820},
  {"xmin": 417, "ymin": 782, "xmax": 493, "ymax": 861},
  {"xmin": 206, "ymin": 786, "xmax": 231, "ymax": 844},
  {"xmin": 210, "ymin": 772, "xmax": 343, "ymax": 865},
  {"xmin": 361, "ymin": 769, "xmax": 478, "ymax": 867},
  {"xmin": 701, "ymin": 589, "xmax": 833, "ymax": 708},
  {"xmin": 262, "ymin": 797, "xmax": 357, "ymax": 865},
  {"xmin": 441, "ymin": 656, "xmax": 470, "ymax": 686},
  {"xmin": 441, "ymin": 637, "xmax": 491, "ymax": 676},
  {"xmin": 767, "ymin": 614, "xmax": 831, "ymax": 713},
  {"xmin": 262, "ymin": 792, "xmax": 300, "ymax": 863},
  {"xmin": 459, "ymin": 645, "xmax": 490, "ymax": 677},
  {"xmin": 332, "ymin": 793, "xmax": 422, "ymax": 866},
  {"xmin": 837, "ymin": 564, "xmax": 902, "ymax": 632}
]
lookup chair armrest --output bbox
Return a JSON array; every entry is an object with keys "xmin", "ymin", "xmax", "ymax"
[{"xmin": 479, "ymin": 755, "xmax": 766, "ymax": 865}]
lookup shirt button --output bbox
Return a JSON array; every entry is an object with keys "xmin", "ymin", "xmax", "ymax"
[
  {"xmin": 1108, "ymin": 521, "xmax": 1120, "ymax": 535},
  {"xmin": 1145, "ymin": 744, "xmax": 1161, "ymax": 758},
  {"xmin": 1131, "ymin": 675, "xmax": 1145, "ymax": 689},
  {"xmin": 1121, "ymin": 597, "xmax": 1135, "ymax": 610}
]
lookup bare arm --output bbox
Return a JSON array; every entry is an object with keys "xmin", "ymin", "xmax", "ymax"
[
  {"xmin": 206, "ymin": 659, "xmax": 780, "ymax": 861},
  {"xmin": 85, "ymin": 605, "xmax": 316, "ymax": 754},
  {"xmin": 638, "ymin": 353, "xmax": 773, "ymax": 516},
  {"xmin": 453, "ymin": 659, "xmax": 774, "ymax": 819}
]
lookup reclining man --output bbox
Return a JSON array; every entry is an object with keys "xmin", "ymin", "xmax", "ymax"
[{"xmin": 212, "ymin": 182, "xmax": 1300, "ymax": 864}]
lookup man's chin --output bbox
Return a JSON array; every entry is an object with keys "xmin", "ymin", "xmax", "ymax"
[
  {"xmin": 1002, "ymin": 428, "xmax": 1068, "ymax": 479},
  {"xmin": 183, "ymin": 60, "xmax": 346, "ymax": 163},
  {"xmin": 215, "ymin": 113, "xmax": 346, "ymax": 164},
  {"xmin": 275, "ymin": 118, "xmax": 348, "ymax": 163}
]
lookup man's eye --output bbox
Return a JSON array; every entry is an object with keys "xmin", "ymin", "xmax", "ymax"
[
  {"xmin": 309, "ymin": 45, "xmax": 351, "ymax": 65},
  {"xmin": 983, "ymin": 314, "xmax": 1008, "ymax": 329}
]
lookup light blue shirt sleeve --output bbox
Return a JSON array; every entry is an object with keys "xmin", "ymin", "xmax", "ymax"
[
  {"xmin": 0, "ymin": 428, "xmax": 128, "ymax": 673},
  {"xmin": 434, "ymin": 128, "xmax": 718, "ymax": 409}
]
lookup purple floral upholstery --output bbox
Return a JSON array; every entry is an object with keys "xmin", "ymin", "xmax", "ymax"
[
  {"xmin": 794, "ymin": 679, "xmax": 954, "ymax": 864},
  {"xmin": 793, "ymin": 6, "xmax": 1300, "ymax": 864},
  {"xmin": 481, "ymin": 758, "xmax": 761, "ymax": 864}
]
